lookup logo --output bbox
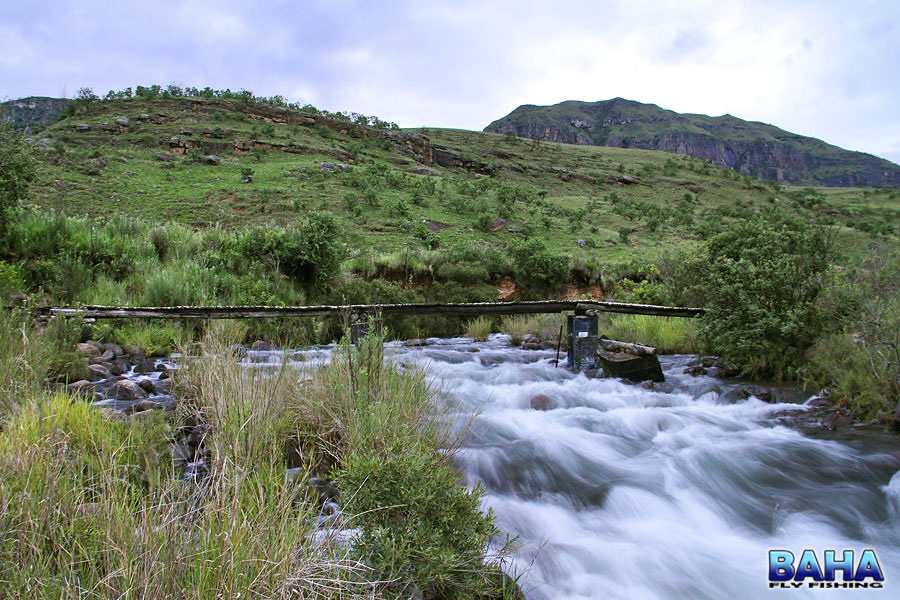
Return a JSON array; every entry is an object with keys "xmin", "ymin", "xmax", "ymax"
[{"xmin": 769, "ymin": 549, "xmax": 885, "ymax": 589}]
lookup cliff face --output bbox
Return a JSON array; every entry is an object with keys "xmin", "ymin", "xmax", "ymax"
[
  {"xmin": 1, "ymin": 97, "xmax": 72, "ymax": 131},
  {"xmin": 485, "ymin": 99, "xmax": 900, "ymax": 187}
]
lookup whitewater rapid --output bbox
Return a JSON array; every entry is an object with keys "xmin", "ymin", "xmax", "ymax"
[{"xmin": 386, "ymin": 335, "xmax": 900, "ymax": 600}]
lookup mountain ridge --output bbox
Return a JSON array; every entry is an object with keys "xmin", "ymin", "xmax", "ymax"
[{"xmin": 484, "ymin": 98, "xmax": 900, "ymax": 188}]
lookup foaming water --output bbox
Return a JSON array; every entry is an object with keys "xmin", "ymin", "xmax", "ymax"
[{"xmin": 387, "ymin": 335, "xmax": 900, "ymax": 600}]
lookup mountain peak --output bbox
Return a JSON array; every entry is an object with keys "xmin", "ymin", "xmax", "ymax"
[{"xmin": 485, "ymin": 99, "xmax": 899, "ymax": 187}]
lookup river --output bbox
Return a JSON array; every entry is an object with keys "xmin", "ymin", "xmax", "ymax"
[{"xmin": 384, "ymin": 334, "xmax": 900, "ymax": 600}]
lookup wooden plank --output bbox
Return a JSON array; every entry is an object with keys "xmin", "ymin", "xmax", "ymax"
[
  {"xmin": 43, "ymin": 300, "xmax": 705, "ymax": 320},
  {"xmin": 578, "ymin": 302, "xmax": 705, "ymax": 318}
]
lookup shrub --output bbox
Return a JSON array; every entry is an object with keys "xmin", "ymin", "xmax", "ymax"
[
  {"xmin": 694, "ymin": 210, "xmax": 830, "ymax": 377},
  {"xmin": 506, "ymin": 238, "xmax": 569, "ymax": 297},
  {"xmin": 0, "ymin": 124, "xmax": 37, "ymax": 242}
]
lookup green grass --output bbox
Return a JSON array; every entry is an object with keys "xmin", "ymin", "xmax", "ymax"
[
  {"xmin": 465, "ymin": 316, "xmax": 493, "ymax": 341},
  {"xmin": 599, "ymin": 314, "xmax": 700, "ymax": 355}
]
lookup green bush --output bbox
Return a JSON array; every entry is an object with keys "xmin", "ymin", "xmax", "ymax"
[
  {"xmin": 804, "ymin": 247, "xmax": 900, "ymax": 421},
  {"xmin": 506, "ymin": 238, "xmax": 569, "ymax": 297},
  {"xmin": 0, "ymin": 261, "xmax": 25, "ymax": 302},
  {"xmin": 338, "ymin": 449, "xmax": 499, "ymax": 599},
  {"xmin": 0, "ymin": 123, "xmax": 37, "ymax": 241},
  {"xmin": 436, "ymin": 262, "xmax": 491, "ymax": 285},
  {"xmin": 694, "ymin": 210, "xmax": 830, "ymax": 377}
]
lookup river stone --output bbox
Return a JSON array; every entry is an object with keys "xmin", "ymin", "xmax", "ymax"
[
  {"xmin": 822, "ymin": 412, "xmax": 853, "ymax": 431},
  {"xmin": 805, "ymin": 396, "xmax": 833, "ymax": 410},
  {"xmin": 77, "ymin": 343, "xmax": 101, "ymax": 359},
  {"xmin": 250, "ymin": 340, "xmax": 274, "ymax": 351},
  {"xmin": 87, "ymin": 363, "xmax": 111, "ymax": 381},
  {"xmin": 91, "ymin": 349, "xmax": 115, "ymax": 364},
  {"xmin": 136, "ymin": 358, "xmax": 157, "ymax": 373},
  {"xmin": 530, "ymin": 394, "xmax": 554, "ymax": 411},
  {"xmin": 597, "ymin": 349, "xmax": 664, "ymax": 382},
  {"xmin": 67, "ymin": 380, "xmax": 95, "ymax": 398},
  {"xmin": 137, "ymin": 379, "xmax": 156, "ymax": 394},
  {"xmin": 103, "ymin": 343, "xmax": 124, "ymax": 357},
  {"xmin": 108, "ymin": 379, "xmax": 148, "ymax": 401},
  {"xmin": 155, "ymin": 378, "xmax": 173, "ymax": 394},
  {"xmin": 309, "ymin": 477, "xmax": 341, "ymax": 505},
  {"xmin": 131, "ymin": 399, "xmax": 162, "ymax": 414},
  {"xmin": 743, "ymin": 385, "xmax": 773, "ymax": 403}
]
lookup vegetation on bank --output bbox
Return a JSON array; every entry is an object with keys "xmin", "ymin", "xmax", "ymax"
[{"xmin": 0, "ymin": 314, "xmax": 515, "ymax": 599}]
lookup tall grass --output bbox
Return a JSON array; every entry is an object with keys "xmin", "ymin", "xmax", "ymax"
[
  {"xmin": 0, "ymin": 310, "xmax": 52, "ymax": 415},
  {"xmin": 500, "ymin": 314, "xmax": 563, "ymax": 346},
  {"xmin": 600, "ymin": 314, "xmax": 700, "ymax": 354},
  {"xmin": 465, "ymin": 315, "xmax": 493, "ymax": 342},
  {"xmin": 0, "ymin": 319, "xmax": 510, "ymax": 598}
]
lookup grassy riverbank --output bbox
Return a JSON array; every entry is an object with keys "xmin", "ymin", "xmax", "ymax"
[{"xmin": 0, "ymin": 313, "xmax": 515, "ymax": 599}]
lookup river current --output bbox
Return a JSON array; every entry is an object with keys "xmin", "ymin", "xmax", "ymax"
[{"xmin": 381, "ymin": 334, "xmax": 900, "ymax": 600}]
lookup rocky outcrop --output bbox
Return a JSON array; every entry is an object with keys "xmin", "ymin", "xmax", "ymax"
[
  {"xmin": 485, "ymin": 98, "xmax": 900, "ymax": 187},
  {"xmin": 1, "ymin": 96, "xmax": 72, "ymax": 131}
]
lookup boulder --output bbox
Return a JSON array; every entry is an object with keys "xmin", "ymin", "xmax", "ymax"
[
  {"xmin": 743, "ymin": 385, "xmax": 773, "ymax": 403},
  {"xmin": 86, "ymin": 363, "xmax": 111, "ymax": 381},
  {"xmin": 250, "ymin": 340, "xmax": 274, "ymax": 351},
  {"xmin": 91, "ymin": 349, "xmax": 115, "ymax": 364},
  {"xmin": 115, "ymin": 117, "xmax": 129, "ymax": 127},
  {"xmin": 137, "ymin": 379, "xmax": 156, "ymax": 394},
  {"xmin": 530, "ymin": 394, "xmax": 554, "ymax": 410},
  {"xmin": 597, "ymin": 349, "xmax": 664, "ymax": 382},
  {"xmin": 76, "ymin": 343, "xmax": 100, "ymax": 359},
  {"xmin": 108, "ymin": 379, "xmax": 148, "ymax": 401},
  {"xmin": 103, "ymin": 343, "xmax": 124, "ymax": 357},
  {"xmin": 132, "ymin": 399, "xmax": 162, "ymax": 413},
  {"xmin": 202, "ymin": 155, "xmax": 220, "ymax": 165}
]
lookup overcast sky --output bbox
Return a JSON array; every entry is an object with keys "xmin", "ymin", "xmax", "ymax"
[{"xmin": 3, "ymin": 0, "xmax": 898, "ymax": 163}]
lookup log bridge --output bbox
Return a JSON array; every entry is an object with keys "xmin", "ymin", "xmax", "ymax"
[{"xmin": 41, "ymin": 300, "xmax": 704, "ymax": 321}]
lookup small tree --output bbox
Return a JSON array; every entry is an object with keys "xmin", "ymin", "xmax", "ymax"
[
  {"xmin": 697, "ymin": 209, "xmax": 830, "ymax": 377},
  {"xmin": 0, "ymin": 123, "xmax": 36, "ymax": 242}
]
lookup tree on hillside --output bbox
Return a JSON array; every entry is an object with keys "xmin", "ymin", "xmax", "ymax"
[{"xmin": 0, "ymin": 123, "xmax": 36, "ymax": 242}]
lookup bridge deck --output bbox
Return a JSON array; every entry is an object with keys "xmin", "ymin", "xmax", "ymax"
[{"xmin": 43, "ymin": 300, "xmax": 704, "ymax": 320}]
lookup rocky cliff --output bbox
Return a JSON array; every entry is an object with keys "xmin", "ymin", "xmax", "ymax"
[
  {"xmin": 1, "ymin": 96, "xmax": 72, "ymax": 131},
  {"xmin": 485, "ymin": 98, "xmax": 900, "ymax": 187}
]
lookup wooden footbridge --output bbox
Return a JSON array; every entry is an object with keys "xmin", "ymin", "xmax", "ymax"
[{"xmin": 42, "ymin": 300, "xmax": 704, "ymax": 320}]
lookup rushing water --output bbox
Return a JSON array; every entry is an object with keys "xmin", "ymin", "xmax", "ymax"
[
  {"xmin": 385, "ymin": 335, "xmax": 900, "ymax": 600},
  {"xmin": 141, "ymin": 335, "xmax": 900, "ymax": 599}
]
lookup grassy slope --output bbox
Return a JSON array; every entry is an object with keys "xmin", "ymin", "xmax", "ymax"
[{"xmin": 24, "ymin": 95, "xmax": 898, "ymax": 286}]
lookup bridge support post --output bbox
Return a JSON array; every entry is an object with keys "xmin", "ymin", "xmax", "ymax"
[{"xmin": 566, "ymin": 313, "xmax": 599, "ymax": 371}]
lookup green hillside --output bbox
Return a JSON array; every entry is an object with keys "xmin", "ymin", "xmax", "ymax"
[
  {"xmin": 2, "ymin": 90, "xmax": 898, "ymax": 333},
  {"xmin": 485, "ymin": 98, "xmax": 900, "ymax": 187}
]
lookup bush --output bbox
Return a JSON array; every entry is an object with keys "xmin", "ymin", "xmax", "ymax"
[
  {"xmin": 0, "ymin": 124, "xmax": 37, "ymax": 242},
  {"xmin": 506, "ymin": 238, "xmax": 569, "ymax": 298},
  {"xmin": 694, "ymin": 210, "xmax": 830, "ymax": 377},
  {"xmin": 338, "ymin": 449, "xmax": 500, "ymax": 599},
  {"xmin": 804, "ymin": 247, "xmax": 900, "ymax": 421}
]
